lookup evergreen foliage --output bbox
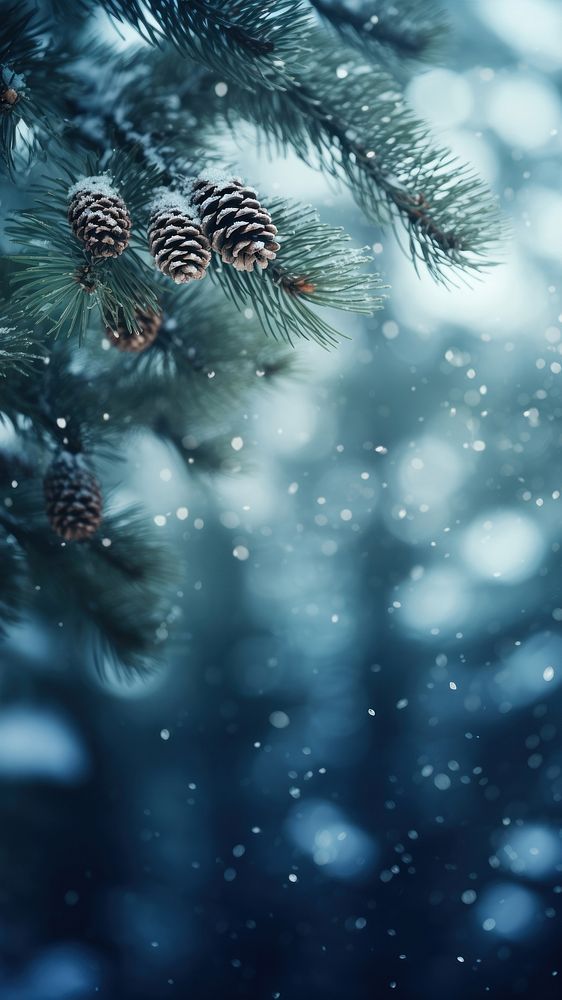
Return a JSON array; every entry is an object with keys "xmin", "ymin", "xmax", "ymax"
[
  {"xmin": 310, "ymin": 0, "xmax": 448, "ymax": 66},
  {"xmin": 0, "ymin": 0, "xmax": 502, "ymax": 674}
]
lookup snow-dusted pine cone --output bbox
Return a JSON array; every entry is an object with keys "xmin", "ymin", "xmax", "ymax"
[
  {"xmin": 148, "ymin": 193, "xmax": 211, "ymax": 284},
  {"xmin": 106, "ymin": 307, "xmax": 162, "ymax": 353},
  {"xmin": 44, "ymin": 451, "xmax": 102, "ymax": 542},
  {"xmin": 191, "ymin": 177, "xmax": 280, "ymax": 272},
  {"xmin": 68, "ymin": 176, "xmax": 132, "ymax": 259}
]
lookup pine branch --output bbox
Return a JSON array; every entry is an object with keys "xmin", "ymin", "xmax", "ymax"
[
  {"xmin": 117, "ymin": 32, "xmax": 501, "ymax": 282},
  {"xmin": 94, "ymin": 0, "xmax": 312, "ymax": 90},
  {"xmin": 0, "ymin": 3, "xmax": 44, "ymax": 172},
  {"xmin": 7, "ymin": 164, "xmax": 161, "ymax": 340},
  {"xmin": 310, "ymin": 0, "xmax": 448, "ymax": 64},
  {"xmin": 106, "ymin": 284, "xmax": 298, "ymax": 421},
  {"xmin": 79, "ymin": 507, "xmax": 180, "ymax": 676},
  {"xmin": 219, "ymin": 35, "xmax": 503, "ymax": 281},
  {"xmin": 9, "ymin": 225, "xmax": 157, "ymax": 342},
  {"xmin": 209, "ymin": 196, "xmax": 381, "ymax": 347},
  {"xmin": 6, "ymin": 154, "xmax": 380, "ymax": 347},
  {"xmin": 0, "ymin": 331, "xmax": 126, "ymax": 457},
  {"xmin": 0, "ymin": 455, "xmax": 178, "ymax": 675},
  {"xmin": 0, "ymin": 320, "xmax": 43, "ymax": 377},
  {"xmin": 0, "ymin": 1, "xmax": 75, "ymax": 173},
  {"xmin": 0, "ymin": 315, "xmax": 47, "ymax": 428}
]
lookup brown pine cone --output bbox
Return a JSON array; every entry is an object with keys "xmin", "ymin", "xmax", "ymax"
[
  {"xmin": 106, "ymin": 307, "xmax": 162, "ymax": 353},
  {"xmin": 44, "ymin": 451, "xmax": 102, "ymax": 542},
  {"xmin": 68, "ymin": 177, "xmax": 132, "ymax": 259},
  {"xmin": 0, "ymin": 87, "xmax": 19, "ymax": 108},
  {"xmin": 191, "ymin": 177, "xmax": 280, "ymax": 272},
  {"xmin": 148, "ymin": 194, "xmax": 211, "ymax": 284}
]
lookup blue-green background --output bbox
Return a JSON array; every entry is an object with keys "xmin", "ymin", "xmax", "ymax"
[{"xmin": 1, "ymin": 2, "xmax": 562, "ymax": 996}]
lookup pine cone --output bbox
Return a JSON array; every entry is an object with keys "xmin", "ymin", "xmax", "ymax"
[
  {"xmin": 68, "ymin": 177, "xmax": 132, "ymax": 259},
  {"xmin": 148, "ymin": 195, "xmax": 211, "ymax": 284},
  {"xmin": 106, "ymin": 307, "xmax": 162, "ymax": 353},
  {"xmin": 0, "ymin": 87, "xmax": 19, "ymax": 108},
  {"xmin": 191, "ymin": 177, "xmax": 280, "ymax": 272},
  {"xmin": 44, "ymin": 451, "xmax": 102, "ymax": 542}
]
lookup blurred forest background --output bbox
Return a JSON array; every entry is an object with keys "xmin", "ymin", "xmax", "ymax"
[{"xmin": 1, "ymin": 1, "xmax": 562, "ymax": 997}]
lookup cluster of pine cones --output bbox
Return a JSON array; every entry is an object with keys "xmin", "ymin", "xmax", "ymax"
[
  {"xmin": 68, "ymin": 174, "xmax": 280, "ymax": 356},
  {"xmin": 56, "ymin": 173, "xmax": 280, "ymax": 543},
  {"xmin": 68, "ymin": 173, "xmax": 279, "ymax": 282}
]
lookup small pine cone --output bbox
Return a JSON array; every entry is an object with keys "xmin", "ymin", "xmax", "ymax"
[
  {"xmin": 44, "ymin": 451, "xmax": 102, "ymax": 542},
  {"xmin": 106, "ymin": 307, "xmax": 162, "ymax": 353},
  {"xmin": 148, "ymin": 195, "xmax": 211, "ymax": 284},
  {"xmin": 68, "ymin": 177, "xmax": 131, "ymax": 259},
  {"xmin": 0, "ymin": 87, "xmax": 19, "ymax": 108},
  {"xmin": 191, "ymin": 177, "xmax": 280, "ymax": 272}
]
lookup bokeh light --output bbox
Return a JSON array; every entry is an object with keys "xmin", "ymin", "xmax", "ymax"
[
  {"xmin": 286, "ymin": 800, "xmax": 378, "ymax": 880},
  {"xmin": 461, "ymin": 509, "xmax": 546, "ymax": 583},
  {"xmin": 477, "ymin": 882, "xmax": 539, "ymax": 939}
]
